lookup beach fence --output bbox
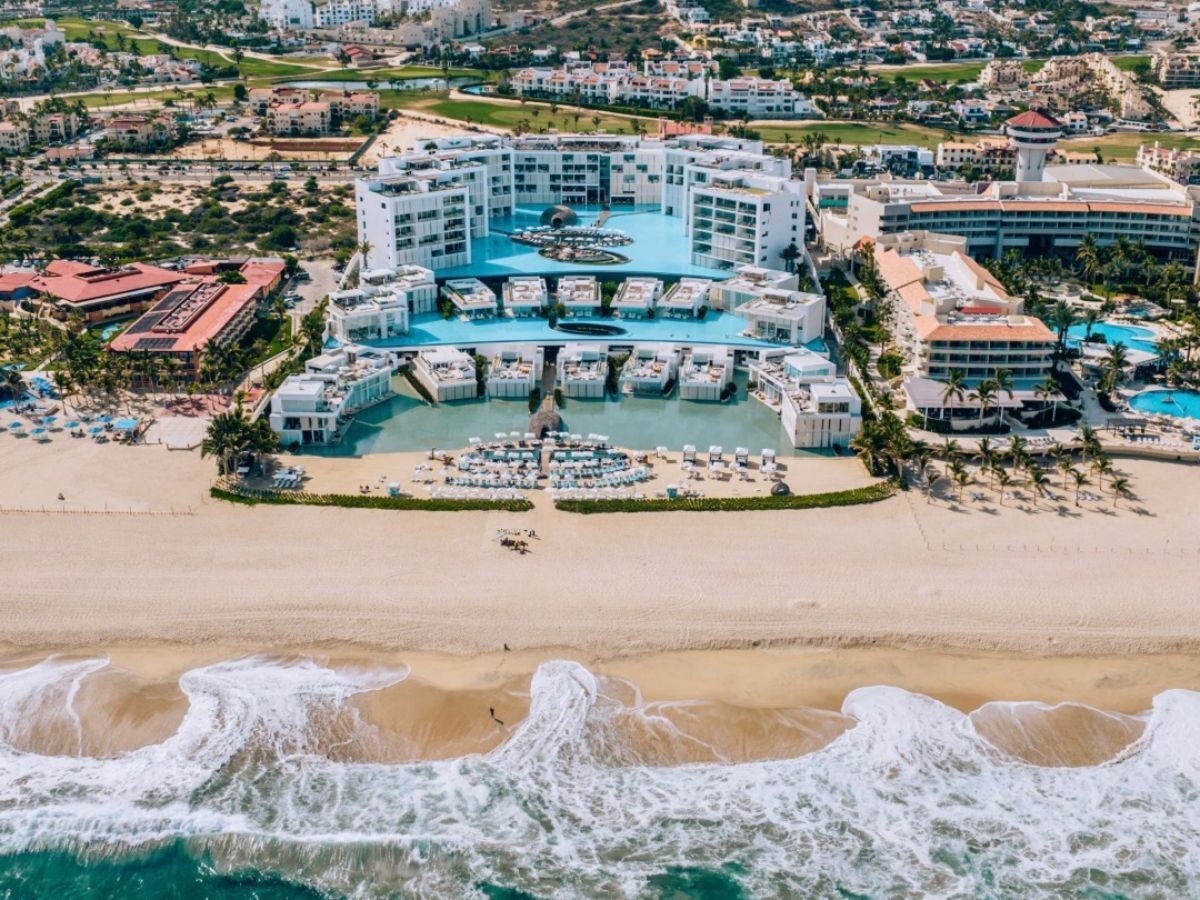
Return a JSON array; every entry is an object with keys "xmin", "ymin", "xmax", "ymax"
[{"xmin": 0, "ymin": 504, "xmax": 196, "ymax": 516}]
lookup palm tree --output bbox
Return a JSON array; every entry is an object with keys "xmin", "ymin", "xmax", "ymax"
[
  {"xmin": 1051, "ymin": 301, "xmax": 1077, "ymax": 355},
  {"xmin": 2, "ymin": 367, "xmax": 26, "ymax": 402},
  {"xmin": 1075, "ymin": 233, "xmax": 1102, "ymax": 283},
  {"xmin": 939, "ymin": 369, "xmax": 966, "ymax": 423},
  {"xmin": 1082, "ymin": 307, "xmax": 1101, "ymax": 343},
  {"xmin": 949, "ymin": 458, "xmax": 971, "ymax": 502},
  {"xmin": 976, "ymin": 436, "xmax": 999, "ymax": 487},
  {"xmin": 1074, "ymin": 423, "xmax": 1100, "ymax": 464},
  {"xmin": 1103, "ymin": 342, "xmax": 1130, "ymax": 389},
  {"xmin": 1069, "ymin": 468, "xmax": 1089, "ymax": 506},
  {"xmin": 923, "ymin": 462, "xmax": 940, "ymax": 502},
  {"xmin": 200, "ymin": 410, "xmax": 246, "ymax": 476},
  {"xmin": 1091, "ymin": 455, "xmax": 1114, "ymax": 490},
  {"xmin": 1027, "ymin": 467, "xmax": 1050, "ymax": 508},
  {"xmin": 1034, "ymin": 376, "xmax": 1062, "ymax": 422},
  {"xmin": 1110, "ymin": 476, "xmax": 1132, "ymax": 508},
  {"xmin": 779, "ymin": 240, "xmax": 801, "ymax": 274},
  {"xmin": 850, "ymin": 420, "xmax": 887, "ymax": 475},
  {"xmin": 994, "ymin": 467, "xmax": 1013, "ymax": 504},
  {"xmin": 1050, "ymin": 443, "xmax": 1073, "ymax": 489},
  {"xmin": 970, "ymin": 378, "xmax": 997, "ymax": 425}
]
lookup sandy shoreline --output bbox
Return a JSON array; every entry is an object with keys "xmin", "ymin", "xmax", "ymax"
[{"xmin": 2, "ymin": 423, "xmax": 1200, "ymax": 661}]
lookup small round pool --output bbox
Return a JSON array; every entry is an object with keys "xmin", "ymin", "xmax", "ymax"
[
  {"xmin": 1067, "ymin": 322, "xmax": 1158, "ymax": 355},
  {"xmin": 1129, "ymin": 389, "xmax": 1200, "ymax": 420}
]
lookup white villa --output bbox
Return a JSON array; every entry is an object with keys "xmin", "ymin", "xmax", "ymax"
[
  {"xmin": 557, "ymin": 343, "xmax": 608, "ymax": 398},
  {"xmin": 503, "ymin": 276, "xmax": 548, "ymax": 318},
  {"xmin": 619, "ymin": 344, "xmax": 679, "ymax": 394},
  {"xmin": 750, "ymin": 348, "xmax": 862, "ymax": 449},
  {"xmin": 678, "ymin": 346, "xmax": 732, "ymax": 401},
  {"xmin": 708, "ymin": 264, "xmax": 798, "ymax": 310},
  {"xmin": 658, "ymin": 277, "xmax": 711, "ymax": 319},
  {"xmin": 736, "ymin": 288, "xmax": 825, "ymax": 346},
  {"xmin": 612, "ymin": 277, "xmax": 663, "ymax": 319},
  {"xmin": 327, "ymin": 286, "xmax": 410, "ymax": 343},
  {"xmin": 268, "ymin": 344, "xmax": 396, "ymax": 446},
  {"xmin": 557, "ymin": 275, "xmax": 601, "ymax": 317},
  {"xmin": 413, "ymin": 346, "xmax": 478, "ymax": 401},
  {"xmin": 441, "ymin": 277, "xmax": 497, "ymax": 320},
  {"xmin": 359, "ymin": 265, "xmax": 438, "ymax": 314},
  {"xmin": 487, "ymin": 345, "xmax": 544, "ymax": 398}
]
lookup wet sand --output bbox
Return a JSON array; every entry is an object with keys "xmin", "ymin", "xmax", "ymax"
[{"xmin": 5, "ymin": 645, "xmax": 1197, "ymax": 768}]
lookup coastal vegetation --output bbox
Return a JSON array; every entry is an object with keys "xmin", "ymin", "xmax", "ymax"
[
  {"xmin": 555, "ymin": 482, "xmax": 895, "ymax": 512},
  {"xmin": 0, "ymin": 177, "xmax": 357, "ymax": 264},
  {"xmin": 211, "ymin": 483, "xmax": 534, "ymax": 512}
]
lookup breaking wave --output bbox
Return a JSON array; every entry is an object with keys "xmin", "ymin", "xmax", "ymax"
[{"xmin": 0, "ymin": 656, "xmax": 1196, "ymax": 898}]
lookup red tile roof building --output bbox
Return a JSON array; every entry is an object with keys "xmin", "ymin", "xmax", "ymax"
[
  {"xmin": 107, "ymin": 279, "xmax": 261, "ymax": 382},
  {"xmin": 30, "ymin": 262, "xmax": 186, "ymax": 323}
]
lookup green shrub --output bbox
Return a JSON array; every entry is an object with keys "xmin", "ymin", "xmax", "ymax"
[
  {"xmin": 211, "ymin": 485, "xmax": 532, "ymax": 512},
  {"xmin": 555, "ymin": 482, "xmax": 895, "ymax": 513}
]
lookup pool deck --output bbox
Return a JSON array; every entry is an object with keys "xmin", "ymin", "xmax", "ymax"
[{"xmin": 364, "ymin": 311, "xmax": 827, "ymax": 354}]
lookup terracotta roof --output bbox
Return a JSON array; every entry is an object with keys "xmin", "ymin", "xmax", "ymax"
[
  {"xmin": 109, "ymin": 280, "xmax": 257, "ymax": 355},
  {"xmin": 924, "ymin": 321, "xmax": 1055, "ymax": 342},
  {"xmin": 0, "ymin": 272, "xmax": 35, "ymax": 294},
  {"xmin": 1007, "ymin": 109, "xmax": 1061, "ymax": 129},
  {"xmin": 32, "ymin": 262, "xmax": 184, "ymax": 307}
]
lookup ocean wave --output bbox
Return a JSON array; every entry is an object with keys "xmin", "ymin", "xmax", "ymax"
[{"xmin": 0, "ymin": 656, "xmax": 1196, "ymax": 898}]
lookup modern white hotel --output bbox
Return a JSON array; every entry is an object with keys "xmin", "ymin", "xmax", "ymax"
[{"xmin": 271, "ymin": 129, "xmax": 868, "ymax": 453}]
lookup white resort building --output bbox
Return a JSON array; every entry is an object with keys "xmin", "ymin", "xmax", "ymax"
[
  {"xmin": 736, "ymin": 288, "xmax": 826, "ymax": 346},
  {"xmin": 557, "ymin": 275, "xmax": 602, "ymax": 317},
  {"xmin": 503, "ymin": 276, "xmax": 548, "ymax": 317},
  {"xmin": 750, "ymin": 349, "xmax": 862, "ymax": 449},
  {"xmin": 413, "ymin": 346, "xmax": 478, "ymax": 401},
  {"xmin": 708, "ymin": 265, "xmax": 798, "ymax": 310},
  {"xmin": 269, "ymin": 344, "xmax": 397, "ymax": 446},
  {"xmin": 678, "ymin": 347, "xmax": 733, "ymax": 401},
  {"xmin": 487, "ymin": 345, "xmax": 544, "ymax": 398},
  {"xmin": 619, "ymin": 344, "xmax": 679, "ymax": 394},
  {"xmin": 441, "ymin": 277, "xmax": 497, "ymax": 320},
  {"xmin": 360, "ymin": 265, "xmax": 438, "ymax": 314},
  {"xmin": 327, "ymin": 286, "xmax": 410, "ymax": 343},
  {"xmin": 611, "ymin": 277, "xmax": 663, "ymax": 319},
  {"xmin": 658, "ymin": 277, "xmax": 711, "ymax": 319},
  {"xmin": 873, "ymin": 231, "xmax": 1056, "ymax": 420},
  {"xmin": 557, "ymin": 343, "xmax": 608, "ymax": 398}
]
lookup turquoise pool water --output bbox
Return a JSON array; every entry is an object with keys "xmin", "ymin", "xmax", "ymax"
[
  {"xmin": 1129, "ymin": 389, "xmax": 1200, "ymax": 420},
  {"xmin": 368, "ymin": 310, "xmax": 827, "ymax": 354},
  {"xmin": 1067, "ymin": 322, "xmax": 1159, "ymax": 355},
  {"xmin": 304, "ymin": 372, "xmax": 808, "ymax": 457},
  {"xmin": 437, "ymin": 205, "xmax": 732, "ymax": 280}
]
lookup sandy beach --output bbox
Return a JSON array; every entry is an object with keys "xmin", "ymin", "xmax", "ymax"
[{"xmin": 2, "ymin": 428, "xmax": 1199, "ymax": 658}]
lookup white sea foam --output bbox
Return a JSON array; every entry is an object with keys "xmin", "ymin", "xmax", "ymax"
[{"xmin": 0, "ymin": 657, "xmax": 1197, "ymax": 898}]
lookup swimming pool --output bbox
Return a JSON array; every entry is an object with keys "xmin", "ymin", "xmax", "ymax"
[
  {"xmin": 1129, "ymin": 389, "xmax": 1200, "ymax": 421},
  {"xmin": 368, "ymin": 310, "xmax": 827, "ymax": 354},
  {"xmin": 437, "ymin": 205, "xmax": 732, "ymax": 280},
  {"xmin": 1067, "ymin": 322, "xmax": 1159, "ymax": 356},
  {"xmin": 303, "ymin": 372, "xmax": 814, "ymax": 457}
]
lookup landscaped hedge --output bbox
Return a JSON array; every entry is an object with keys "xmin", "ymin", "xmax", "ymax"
[
  {"xmin": 211, "ymin": 485, "xmax": 532, "ymax": 512},
  {"xmin": 554, "ymin": 482, "xmax": 895, "ymax": 513}
]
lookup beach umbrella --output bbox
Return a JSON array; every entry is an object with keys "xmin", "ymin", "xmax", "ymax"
[
  {"xmin": 30, "ymin": 427, "xmax": 46, "ymax": 435},
  {"xmin": 97, "ymin": 415, "xmax": 113, "ymax": 424},
  {"xmin": 65, "ymin": 420, "xmax": 80, "ymax": 429},
  {"xmin": 7, "ymin": 422, "xmax": 22, "ymax": 430},
  {"xmin": 88, "ymin": 425, "xmax": 103, "ymax": 435},
  {"xmin": 41, "ymin": 416, "xmax": 56, "ymax": 425}
]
